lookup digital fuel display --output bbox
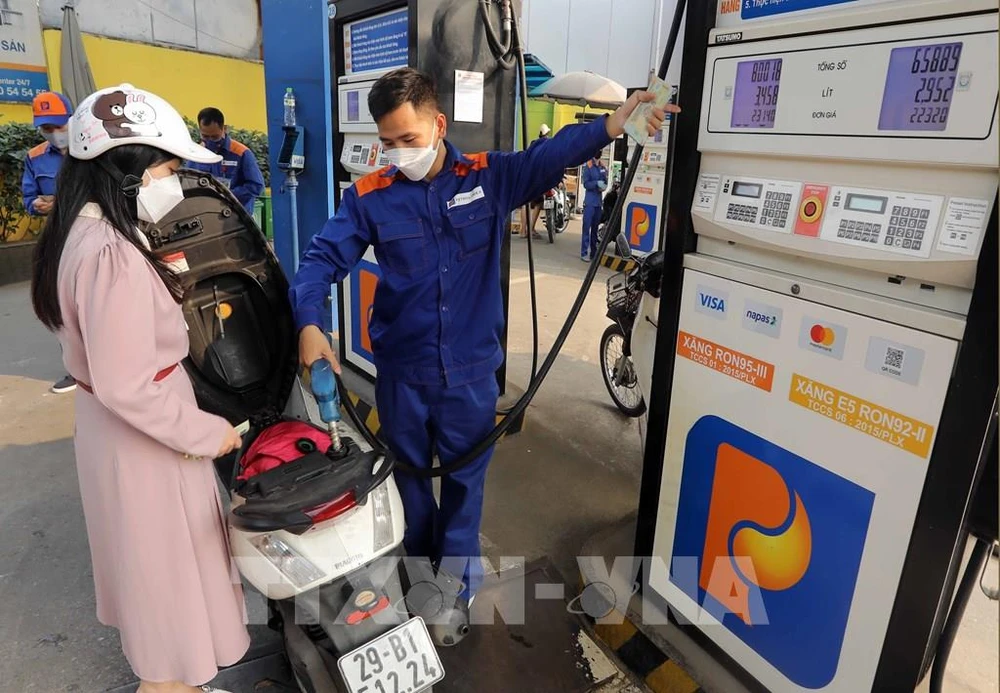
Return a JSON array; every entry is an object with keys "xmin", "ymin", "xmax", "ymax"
[
  {"xmin": 731, "ymin": 58, "xmax": 783, "ymax": 129},
  {"xmin": 878, "ymin": 42, "xmax": 963, "ymax": 132}
]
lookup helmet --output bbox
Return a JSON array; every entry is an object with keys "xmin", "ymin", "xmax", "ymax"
[
  {"xmin": 32, "ymin": 92, "xmax": 73, "ymax": 128},
  {"xmin": 539, "ymin": 123, "xmax": 551, "ymax": 136},
  {"xmin": 69, "ymin": 83, "xmax": 220, "ymax": 164}
]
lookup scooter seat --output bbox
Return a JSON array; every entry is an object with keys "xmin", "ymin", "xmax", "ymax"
[{"xmin": 230, "ymin": 438, "xmax": 395, "ymax": 534}]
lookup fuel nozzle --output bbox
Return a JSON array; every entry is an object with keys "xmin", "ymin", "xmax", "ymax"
[{"xmin": 309, "ymin": 359, "xmax": 343, "ymax": 454}]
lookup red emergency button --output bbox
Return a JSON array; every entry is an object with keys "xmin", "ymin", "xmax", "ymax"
[{"xmin": 799, "ymin": 196, "xmax": 823, "ymax": 223}]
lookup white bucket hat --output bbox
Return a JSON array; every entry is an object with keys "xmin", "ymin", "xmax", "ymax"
[{"xmin": 69, "ymin": 84, "xmax": 220, "ymax": 164}]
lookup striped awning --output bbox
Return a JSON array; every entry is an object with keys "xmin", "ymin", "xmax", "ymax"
[{"xmin": 523, "ymin": 53, "xmax": 556, "ymax": 94}]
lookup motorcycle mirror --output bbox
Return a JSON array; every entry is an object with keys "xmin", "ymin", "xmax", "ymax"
[{"xmin": 615, "ymin": 232, "xmax": 633, "ymax": 259}]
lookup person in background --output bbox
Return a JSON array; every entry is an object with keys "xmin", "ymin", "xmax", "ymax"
[
  {"xmin": 581, "ymin": 150, "xmax": 608, "ymax": 262},
  {"xmin": 31, "ymin": 84, "xmax": 247, "ymax": 693},
  {"xmin": 291, "ymin": 67, "xmax": 672, "ymax": 609},
  {"xmin": 185, "ymin": 107, "xmax": 264, "ymax": 213},
  {"xmin": 524, "ymin": 123, "xmax": 552, "ymax": 238},
  {"xmin": 23, "ymin": 91, "xmax": 77, "ymax": 394}
]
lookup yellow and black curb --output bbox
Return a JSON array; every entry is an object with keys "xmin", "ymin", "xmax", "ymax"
[
  {"xmin": 601, "ymin": 253, "xmax": 637, "ymax": 273},
  {"xmin": 578, "ymin": 572, "xmax": 703, "ymax": 693},
  {"xmin": 343, "ymin": 390, "xmax": 526, "ymax": 444},
  {"xmin": 590, "ymin": 610, "xmax": 704, "ymax": 693}
]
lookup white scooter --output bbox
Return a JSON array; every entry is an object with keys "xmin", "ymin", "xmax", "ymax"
[{"xmin": 152, "ymin": 171, "xmax": 469, "ymax": 693}]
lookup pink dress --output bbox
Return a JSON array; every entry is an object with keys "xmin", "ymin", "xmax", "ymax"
[{"xmin": 57, "ymin": 203, "xmax": 250, "ymax": 685}]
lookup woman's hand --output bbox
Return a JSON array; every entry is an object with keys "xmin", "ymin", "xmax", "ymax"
[{"xmin": 216, "ymin": 425, "xmax": 243, "ymax": 458}]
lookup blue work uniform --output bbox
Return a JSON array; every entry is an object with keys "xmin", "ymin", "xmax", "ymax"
[
  {"xmin": 291, "ymin": 116, "xmax": 612, "ymax": 597},
  {"xmin": 186, "ymin": 135, "xmax": 265, "ymax": 213},
  {"xmin": 22, "ymin": 142, "xmax": 65, "ymax": 215},
  {"xmin": 581, "ymin": 160, "xmax": 608, "ymax": 259}
]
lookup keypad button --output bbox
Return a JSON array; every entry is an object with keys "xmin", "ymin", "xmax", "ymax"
[
  {"xmin": 913, "ymin": 241, "xmax": 922, "ymax": 250},
  {"xmin": 901, "ymin": 208, "xmax": 911, "ymax": 217},
  {"xmin": 905, "ymin": 229, "xmax": 913, "ymax": 238},
  {"xmin": 884, "ymin": 237, "xmax": 894, "ymax": 246},
  {"xmin": 917, "ymin": 220, "xmax": 927, "ymax": 230},
  {"xmin": 892, "ymin": 206, "xmax": 901, "ymax": 215},
  {"xmin": 902, "ymin": 239, "xmax": 912, "ymax": 249},
  {"xmin": 895, "ymin": 237, "xmax": 903, "ymax": 247},
  {"xmin": 890, "ymin": 216, "xmax": 899, "ymax": 226},
  {"xmin": 915, "ymin": 230, "xmax": 924, "ymax": 240}
]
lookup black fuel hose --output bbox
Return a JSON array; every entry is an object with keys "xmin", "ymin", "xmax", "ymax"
[
  {"xmin": 929, "ymin": 537, "xmax": 992, "ymax": 693},
  {"xmin": 339, "ymin": 0, "xmax": 687, "ymax": 477}
]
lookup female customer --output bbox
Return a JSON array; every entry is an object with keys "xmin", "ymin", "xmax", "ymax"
[{"xmin": 31, "ymin": 84, "xmax": 248, "ymax": 693}]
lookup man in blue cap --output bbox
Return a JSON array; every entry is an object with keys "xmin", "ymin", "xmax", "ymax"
[{"xmin": 22, "ymin": 91, "xmax": 77, "ymax": 394}]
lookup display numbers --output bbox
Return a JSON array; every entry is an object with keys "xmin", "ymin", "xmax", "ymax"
[
  {"xmin": 750, "ymin": 108, "xmax": 777, "ymax": 124},
  {"xmin": 913, "ymin": 75, "xmax": 955, "ymax": 104},
  {"xmin": 750, "ymin": 59, "xmax": 782, "ymax": 83},
  {"xmin": 909, "ymin": 44, "xmax": 961, "ymax": 74},
  {"xmin": 754, "ymin": 84, "xmax": 779, "ymax": 107},
  {"xmin": 909, "ymin": 106, "xmax": 950, "ymax": 125}
]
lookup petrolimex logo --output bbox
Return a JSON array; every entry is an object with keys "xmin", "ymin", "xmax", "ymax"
[
  {"xmin": 694, "ymin": 285, "xmax": 728, "ymax": 320},
  {"xmin": 670, "ymin": 416, "xmax": 874, "ymax": 688},
  {"xmin": 799, "ymin": 316, "xmax": 847, "ymax": 360},
  {"xmin": 626, "ymin": 202, "xmax": 657, "ymax": 253}
]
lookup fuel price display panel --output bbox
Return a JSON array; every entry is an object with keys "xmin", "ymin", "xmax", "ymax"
[
  {"xmin": 706, "ymin": 26, "xmax": 997, "ymax": 141},
  {"xmin": 878, "ymin": 42, "xmax": 962, "ymax": 132}
]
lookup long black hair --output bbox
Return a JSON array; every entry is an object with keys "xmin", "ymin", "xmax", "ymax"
[{"xmin": 31, "ymin": 144, "xmax": 183, "ymax": 330}]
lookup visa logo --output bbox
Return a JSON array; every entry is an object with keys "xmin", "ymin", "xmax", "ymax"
[
  {"xmin": 699, "ymin": 293, "xmax": 726, "ymax": 311},
  {"xmin": 694, "ymin": 285, "xmax": 729, "ymax": 320}
]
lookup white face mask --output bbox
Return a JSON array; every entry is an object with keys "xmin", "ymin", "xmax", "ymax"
[
  {"xmin": 136, "ymin": 171, "xmax": 185, "ymax": 224},
  {"xmin": 384, "ymin": 125, "xmax": 441, "ymax": 181},
  {"xmin": 41, "ymin": 129, "xmax": 69, "ymax": 150}
]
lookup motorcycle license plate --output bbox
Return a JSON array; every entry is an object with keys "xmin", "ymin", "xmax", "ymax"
[
  {"xmin": 543, "ymin": 198, "xmax": 554, "ymax": 209},
  {"xmin": 338, "ymin": 617, "xmax": 444, "ymax": 693}
]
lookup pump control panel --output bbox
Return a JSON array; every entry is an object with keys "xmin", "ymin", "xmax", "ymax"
[
  {"xmin": 715, "ymin": 176, "xmax": 801, "ymax": 233},
  {"xmin": 820, "ymin": 186, "xmax": 943, "ymax": 257}
]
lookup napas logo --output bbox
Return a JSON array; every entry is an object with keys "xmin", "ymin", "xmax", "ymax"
[{"xmin": 670, "ymin": 416, "xmax": 874, "ymax": 688}]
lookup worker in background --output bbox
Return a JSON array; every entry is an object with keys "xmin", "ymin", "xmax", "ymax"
[
  {"xmin": 581, "ymin": 150, "xmax": 609, "ymax": 262},
  {"xmin": 291, "ymin": 67, "xmax": 675, "ymax": 610},
  {"xmin": 186, "ymin": 107, "xmax": 265, "ymax": 213},
  {"xmin": 525, "ymin": 123, "xmax": 552, "ymax": 238},
  {"xmin": 22, "ymin": 91, "xmax": 77, "ymax": 394}
]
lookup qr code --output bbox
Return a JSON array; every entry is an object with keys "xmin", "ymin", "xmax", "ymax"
[{"xmin": 884, "ymin": 347, "xmax": 905, "ymax": 370}]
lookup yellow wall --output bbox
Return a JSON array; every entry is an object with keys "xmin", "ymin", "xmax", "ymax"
[{"xmin": 0, "ymin": 30, "xmax": 267, "ymax": 131}]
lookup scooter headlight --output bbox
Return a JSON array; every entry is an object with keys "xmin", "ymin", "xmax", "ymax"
[
  {"xmin": 248, "ymin": 534, "xmax": 326, "ymax": 589},
  {"xmin": 371, "ymin": 483, "xmax": 394, "ymax": 553}
]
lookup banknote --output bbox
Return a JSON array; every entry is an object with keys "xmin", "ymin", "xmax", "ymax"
[{"xmin": 623, "ymin": 76, "xmax": 673, "ymax": 144}]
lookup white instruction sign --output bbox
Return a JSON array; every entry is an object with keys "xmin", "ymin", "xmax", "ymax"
[
  {"xmin": 936, "ymin": 197, "xmax": 991, "ymax": 256},
  {"xmin": 454, "ymin": 70, "xmax": 484, "ymax": 123},
  {"xmin": 694, "ymin": 173, "xmax": 721, "ymax": 212}
]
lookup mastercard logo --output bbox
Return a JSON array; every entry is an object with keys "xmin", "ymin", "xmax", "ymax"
[{"xmin": 809, "ymin": 324, "xmax": 836, "ymax": 347}]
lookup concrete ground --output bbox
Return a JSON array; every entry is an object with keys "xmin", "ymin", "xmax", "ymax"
[{"xmin": 0, "ymin": 217, "xmax": 995, "ymax": 692}]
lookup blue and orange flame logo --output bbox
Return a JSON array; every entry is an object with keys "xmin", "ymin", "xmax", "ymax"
[
  {"xmin": 671, "ymin": 416, "xmax": 874, "ymax": 688},
  {"xmin": 626, "ymin": 202, "xmax": 657, "ymax": 253},
  {"xmin": 350, "ymin": 259, "xmax": 382, "ymax": 364}
]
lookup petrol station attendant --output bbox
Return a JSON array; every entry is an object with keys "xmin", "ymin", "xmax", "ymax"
[
  {"xmin": 581, "ymin": 152, "xmax": 609, "ymax": 261},
  {"xmin": 292, "ymin": 67, "xmax": 673, "ymax": 601}
]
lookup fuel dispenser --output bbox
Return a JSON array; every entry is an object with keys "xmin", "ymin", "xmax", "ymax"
[
  {"xmin": 632, "ymin": 0, "xmax": 998, "ymax": 691},
  {"xmin": 619, "ymin": 116, "xmax": 671, "ymax": 257},
  {"xmin": 329, "ymin": 0, "xmax": 518, "ymax": 382}
]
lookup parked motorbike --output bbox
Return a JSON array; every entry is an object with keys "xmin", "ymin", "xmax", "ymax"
[
  {"xmin": 151, "ymin": 170, "xmax": 467, "ymax": 693},
  {"xmin": 543, "ymin": 181, "xmax": 570, "ymax": 243},
  {"xmin": 600, "ymin": 249, "xmax": 664, "ymax": 417}
]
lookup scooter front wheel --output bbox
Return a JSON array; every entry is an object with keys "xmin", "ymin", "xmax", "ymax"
[{"xmin": 600, "ymin": 324, "xmax": 646, "ymax": 417}]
